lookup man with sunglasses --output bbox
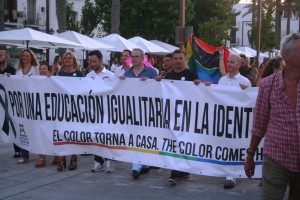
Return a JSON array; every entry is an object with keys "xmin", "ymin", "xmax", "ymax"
[{"xmin": 244, "ymin": 33, "xmax": 300, "ymax": 199}]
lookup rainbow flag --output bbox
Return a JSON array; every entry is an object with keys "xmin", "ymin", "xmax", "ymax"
[{"xmin": 186, "ymin": 35, "xmax": 229, "ymax": 83}]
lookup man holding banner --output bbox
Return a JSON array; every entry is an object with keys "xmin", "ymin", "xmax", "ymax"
[
  {"xmin": 86, "ymin": 50, "xmax": 116, "ymax": 173},
  {"xmin": 244, "ymin": 33, "xmax": 300, "ymax": 199},
  {"xmin": 164, "ymin": 49, "xmax": 198, "ymax": 185},
  {"xmin": 218, "ymin": 54, "xmax": 251, "ymax": 189},
  {"xmin": 121, "ymin": 48, "xmax": 158, "ymax": 179}
]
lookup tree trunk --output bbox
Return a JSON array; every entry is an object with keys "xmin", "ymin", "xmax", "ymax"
[
  {"xmin": 56, "ymin": 0, "xmax": 66, "ymax": 33},
  {"xmin": 55, "ymin": 0, "xmax": 67, "ymax": 56},
  {"xmin": 275, "ymin": 0, "xmax": 282, "ymax": 49},
  {"xmin": 251, "ymin": 0, "xmax": 256, "ymax": 48},
  {"xmin": 0, "ymin": 0, "xmax": 4, "ymax": 31},
  {"xmin": 286, "ymin": 0, "xmax": 291, "ymax": 35},
  {"xmin": 110, "ymin": 0, "xmax": 120, "ymax": 34}
]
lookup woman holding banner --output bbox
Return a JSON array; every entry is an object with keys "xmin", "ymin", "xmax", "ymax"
[
  {"xmin": 15, "ymin": 49, "xmax": 40, "ymax": 164},
  {"xmin": 56, "ymin": 51, "xmax": 85, "ymax": 171}
]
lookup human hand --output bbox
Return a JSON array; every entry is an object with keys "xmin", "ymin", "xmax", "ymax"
[
  {"xmin": 194, "ymin": 79, "xmax": 201, "ymax": 85},
  {"xmin": 140, "ymin": 77, "xmax": 148, "ymax": 81},
  {"xmin": 5, "ymin": 72, "xmax": 11, "ymax": 77},
  {"xmin": 119, "ymin": 75, "xmax": 126, "ymax": 80},
  {"xmin": 244, "ymin": 156, "xmax": 255, "ymax": 178},
  {"xmin": 240, "ymin": 83, "xmax": 248, "ymax": 90},
  {"xmin": 219, "ymin": 48, "xmax": 224, "ymax": 58},
  {"xmin": 155, "ymin": 75, "xmax": 163, "ymax": 81}
]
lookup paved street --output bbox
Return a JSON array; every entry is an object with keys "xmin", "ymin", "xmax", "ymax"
[{"xmin": 0, "ymin": 142, "xmax": 265, "ymax": 200}]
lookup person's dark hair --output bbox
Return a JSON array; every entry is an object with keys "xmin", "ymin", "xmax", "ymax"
[
  {"xmin": 239, "ymin": 54, "xmax": 247, "ymax": 59},
  {"xmin": 53, "ymin": 55, "xmax": 61, "ymax": 64},
  {"xmin": 165, "ymin": 53, "xmax": 173, "ymax": 58},
  {"xmin": 260, "ymin": 57, "xmax": 283, "ymax": 78},
  {"xmin": 123, "ymin": 49, "xmax": 132, "ymax": 56},
  {"xmin": 173, "ymin": 49, "xmax": 184, "ymax": 55},
  {"xmin": 89, "ymin": 50, "xmax": 103, "ymax": 60},
  {"xmin": 40, "ymin": 61, "xmax": 51, "ymax": 71}
]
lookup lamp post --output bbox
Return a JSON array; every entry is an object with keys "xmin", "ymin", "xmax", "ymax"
[
  {"xmin": 256, "ymin": 0, "xmax": 261, "ymax": 66},
  {"xmin": 46, "ymin": 0, "xmax": 50, "ymax": 63},
  {"xmin": 179, "ymin": 0, "xmax": 185, "ymax": 51}
]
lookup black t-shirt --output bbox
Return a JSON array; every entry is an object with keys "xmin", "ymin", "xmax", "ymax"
[
  {"xmin": 164, "ymin": 69, "xmax": 197, "ymax": 81},
  {"xmin": 0, "ymin": 64, "xmax": 16, "ymax": 75}
]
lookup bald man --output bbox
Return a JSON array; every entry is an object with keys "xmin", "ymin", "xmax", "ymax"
[
  {"xmin": 218, "ymin": 54, "xmax": 251, "ymax": 90},
  {"xmin": 218, "ymin": 54, "xmax": 251, "ymax": 189}
]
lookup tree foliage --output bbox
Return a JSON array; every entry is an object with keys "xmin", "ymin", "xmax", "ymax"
[
  {"xmin": 190, "ymin": 0, "xmax": 239, "ymax": 46},
  {"xmin": 79, "ymin": 0, "xmax": 240, "ymax": 46},
  {"xmin": 80, "ymin": 0, "xmax": 110, "ymax": 36},
  {"xmin": 249, "ymin": 11, "xmax": 276, "ymax": 51},
  {"xmin": 66, "ymin": 2, "xmax": 80, "ymax": 32},
  {"xmin": 80, "ymin": 0, "xmax": 195, "ymax": 44}
]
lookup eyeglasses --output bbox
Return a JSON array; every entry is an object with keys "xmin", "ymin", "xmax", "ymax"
[
  {"xmin": 283, "ymin": 33, "xmax": 300, "ymax": 50},
  {"xmin": 131, "ymin": 55, "xmax": 140, "ymax": 59}
]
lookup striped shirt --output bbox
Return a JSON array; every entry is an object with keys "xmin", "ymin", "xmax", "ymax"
[{"xmin": 251, "ymin": 71, "xmax": 300, "ymax": 172}]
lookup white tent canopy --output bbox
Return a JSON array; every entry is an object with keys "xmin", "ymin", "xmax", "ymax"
[
  {"xmin": 128, "ymin": 36, "xmax": 169, "ymax": 54},
  {"xmin": 235, "ymin": 46, "xmax": 257, "ymax": 57},
  {"xmin": 149, "ymin": 40, "xmax": 179, "ymax": 53},
  {"xmin": 0, "ymin": 28, "xmax": 84, "ymax": 48},
  {"xmin": 56, "ymin": 31, "xmax": 115, "ymax": 50},
  {"xmin": 96, "ymin": 34, "xmax": 142, "ymax": 52},
  {"xmin": 230, "ymin": 47, "xmax": 253, "ymax": 57}
]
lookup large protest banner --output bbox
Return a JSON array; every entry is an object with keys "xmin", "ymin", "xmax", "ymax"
[{"xmin": 0, "ymin": 75, "xmax": 262, "ymax": 178}]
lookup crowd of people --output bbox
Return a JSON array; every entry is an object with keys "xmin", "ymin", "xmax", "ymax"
[{"xmin": 0, "ymin": 32, "xmax": 299, "ymax": 199}]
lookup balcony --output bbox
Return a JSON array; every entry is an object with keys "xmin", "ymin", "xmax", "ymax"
[{"xmin": 4, "ymin": 10, "xmax": 46, "ymax": 31}]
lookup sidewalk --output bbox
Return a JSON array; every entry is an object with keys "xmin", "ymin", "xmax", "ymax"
[{"xmin": 0, "ymin": 142, "xmax": 263, "ymax": 200}]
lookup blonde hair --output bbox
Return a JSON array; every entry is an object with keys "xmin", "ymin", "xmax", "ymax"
[
  {"xmin": 61, "ymin": 51, "xmax": 79, "ymax": 70},
  {"xmin": 17, "ymin": 49, "xmax": 40, "ymax": 70}
]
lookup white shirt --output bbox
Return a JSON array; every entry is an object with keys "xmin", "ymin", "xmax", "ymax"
[
  {"xmin": 218, "ymin": 73, "xmax": 251, "ymax": 87},
  {"xmin": 110, "ymin": 63, "xmax": 118, "ymax": 73},
  {"xmin": 16, "ymin": 65, "xmax": 39, "ymax": 76},
  {"xmin": 86, "ymin": 67, "xmax": 115, "ymax": 79},
  {"xmin": 114, "ymin": 65, "xmax": 125, "ymax": 77}
]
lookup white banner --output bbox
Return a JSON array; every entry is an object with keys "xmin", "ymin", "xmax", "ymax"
[{"xmin": 0, "ymin": 75, "xmax": 263, "ymax": 178}]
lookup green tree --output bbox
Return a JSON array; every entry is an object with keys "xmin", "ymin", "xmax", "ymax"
[
  {"xmin": 249, "ymin": 11, "xmax": 276, "ymax": 51},
  {"xmin": 190, "ymin": 0, "xmax": 239, "ymax": 46},
  {"xmin": 80, "ymin": 0, "xmax": 195, "ymax": 44},
  {"xmin": 80, "ymin": 0, "xmax": 109, "ymax": 36},
  {"xmin": 0, "ymin": 0, "xmax": 4, "ymax": 31},
  {"xmin": 111, "ymin": 0, "xmax": 120, "ymax": 34},
  {"xmin": 66, "ymin": 2, "xmax": 80, "ymax": 32},
  {"xmin": 56, "ymin": 0, "xmax": 66, "ymax": 33}
]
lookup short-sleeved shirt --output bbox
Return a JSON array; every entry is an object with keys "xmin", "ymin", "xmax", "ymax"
[
  {"xmin": 252, "ymin": 71, "xmax": 300, "ymax": 172},
  {"xmin": 165, "ymin": 68, "xmax": 197, "ymax": 81},
  {"xmin": 57, "ymin": 70, "xmax": 85, "ymax": 77},
  {"xmin": 86, "ymin": 67, "xmax": 115, "ymax": 79},
  {"xmin": 0, "ymin": 64, "xmax": 16, "ymax": 75},
  {"xmin": 124, "ymin": 65, "xmax": 157, "ymax": 79},
  {"xmin": 218, "ymin": 73, "xmax": 251, "ymax": 87}
]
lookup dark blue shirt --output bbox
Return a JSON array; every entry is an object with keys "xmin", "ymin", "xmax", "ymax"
[{"xmin": 124, "ymin": 65, "xmax": 157, "ymax": 79}]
